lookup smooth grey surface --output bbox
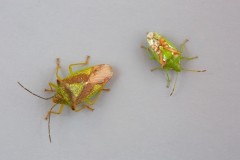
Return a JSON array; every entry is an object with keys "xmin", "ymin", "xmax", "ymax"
[{"xmin": 0, "ymin": 0, "xmax": 240, "ymax": 160}]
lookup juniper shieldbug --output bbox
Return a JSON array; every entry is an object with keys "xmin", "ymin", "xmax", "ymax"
[
  {"xmin": 142, "ymin": 32, "xmax": 206, "ymax": 96},
  {"xmin": 18, "ymin": 56, "xmax": 113, "ymax": 142}
]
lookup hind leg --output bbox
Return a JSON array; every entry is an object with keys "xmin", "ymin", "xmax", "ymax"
[
  {"xmin": 170, "ymin": 72, "xmax": 179, "ymax": 96},
  {"xmin": 182, "ymin": 69, "xmax": 206, "ymax": 72},
  {"xmin": 74, "ymin": 105, "xmax": 94, "ymax": 112},
  {"xmin": 181, "ymin": 56, "xmax": 198, "ymax": 60}
]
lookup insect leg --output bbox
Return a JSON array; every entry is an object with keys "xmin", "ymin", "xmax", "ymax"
[
  {"xmin": 84, "ymin": 87, "xmax": 110, "ymax": 109},
  {"xmin": 141, "ymin": 45, "xmax": 155, "ymax": 60},
  {"xmin": 44, "ymin": 82, "xmax": 57, "ymax": 92},
  {"xmin": 165, "ymin": 69, "xmax": 171, "ymax": 88},
  {"xmin": 85, "ymin": 105, "xmax": 94, "ymax": 111},
  {"xmin": 69, "ymin": 56, "xmax": 90, "ymax": 74},
  {"xmin": 181, "ymin": 56, "xmax": 198, "ymax": 60},
  {"xmin": 180, "ymin": 39, "xmax": 199, "ymax": 61},
  {"xmin": 80, "ymin": 87, "xmax": 109, "ymax": 111},
  {"xmin": 170, "ymin": 72, "xmax": 179, "ymax": 96},
  {"xmin": 47, "ymin": 103, "xmax": 58, "ymax": 143},
  {"xmin": 102, "ymin": 88, "xmax": 110, "ymax": 91},
  {"xmin": 45, "ymin": 104, "xmax": 65, "ymax": 120},
  {"xmin": 141, "ymin": 45, "xmax": 147, "ymax": 49},
  {"xmin": 74, "ymin": 105, "xmax": 94, "ymax": 112},
  {"xmin": 85, "ymin": 91, "xmax": 102, "ymax": 105},
  {"xmin": 56, "ymin": 58, "xmax": 62, "ymax": 80},
  {"xmin": 151, "ymin": 66, "xmax": 162, "ymax": 72},
  {"xmin": 182, "ymin": 69, "xmax": 206, "ymax": 72},
  {"xmin": 180, "ymin": 39, "xmax": 189, "ymax": 53},
  {"xmin": 74, "ymin": 105, "xmax": 86, "ymax": 112}
]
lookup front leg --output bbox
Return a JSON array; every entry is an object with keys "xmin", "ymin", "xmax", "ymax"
[
  {"xmin": 141, "ymin": 45, "xmax": 155, "ymax": 60},
  {"xmin": 44, "ymin": 82, "xmax": 57, "ymax": 92},
  {"xmin": 151, "ymin": 66, "xmax": 162, "ymax": 72}
]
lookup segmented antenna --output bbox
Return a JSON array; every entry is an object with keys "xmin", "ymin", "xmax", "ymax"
[{"xmin": 17, "ymin": 82, "xmax": 53, "ymax": 100}]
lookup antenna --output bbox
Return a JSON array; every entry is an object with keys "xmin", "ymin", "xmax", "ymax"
[{"xmin": 17, "ymin": 82, "xmax": 53, "ymax": 100}]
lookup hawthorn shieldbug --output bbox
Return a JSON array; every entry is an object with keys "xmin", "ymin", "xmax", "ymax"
[
  {"xmin": 18, "ymin": 56, "xmax": 113, "ymax": 142},
  {"xmin": 142, "ymin": 32, "xmax": 206, "ymax": 95}
]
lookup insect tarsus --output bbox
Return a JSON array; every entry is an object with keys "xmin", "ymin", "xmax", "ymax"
[{"xmin": 48, "ymin": 104, "xmax": 57, "ymax": 143}]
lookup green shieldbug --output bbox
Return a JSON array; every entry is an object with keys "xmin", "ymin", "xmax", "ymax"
[
  {"xmin": 142, "ymin": 32, "xmax": 206, "ymax": 95},
  {"xmin": 18, "ymin": 56, "xmax": 113, "ymax": 142}
]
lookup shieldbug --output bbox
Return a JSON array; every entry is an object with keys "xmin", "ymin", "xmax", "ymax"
[
  {"xmin": 18, "ymin": 56, "xmax": 113, "ymax": 142},
  {"xmin": 142, "ymin": 32, "xmax": 206, "ymax": 95}
]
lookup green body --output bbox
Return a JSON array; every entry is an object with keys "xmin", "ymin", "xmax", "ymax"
[
  {"xmin": 144, "ymin": 32, "xmax": 205, "ymax": 95},
  {"xmin": 18, "ymin": 57, "xmax": 113, "ymax": 142},
  {"xmin": 146, "ymin": 32, "xmax": 182, "ymax": 72}
]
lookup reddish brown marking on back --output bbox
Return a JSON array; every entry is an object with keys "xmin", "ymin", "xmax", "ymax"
[
  {"xmin": 76, "ymin": 83, "xmax": 94, "ymax": 104},
  {"xmin": 160, "ymin": 38, "xmax": 180, "ymax": 55},
  {"xmin": 62, "ymin": 75, "xmax": 92, "ymax": 109},
  {"xmin": 88, "ymin": 65, "xmax": 113, "ymax": 84},
  {"xmin": 62, "ymin": 74, "xmax": 89, "ymax": 84},
  {"xmin": 160, "ymin": 38, "xmax": 168, "ymax": 48},
  {"xmin": 56, "ymin": 80, "xmax": 76, "ymax": 110}
]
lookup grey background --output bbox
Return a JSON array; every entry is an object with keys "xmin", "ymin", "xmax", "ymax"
[{"xmin": 0, "ymin": 0, "xmax": 239, "ymax": 160}]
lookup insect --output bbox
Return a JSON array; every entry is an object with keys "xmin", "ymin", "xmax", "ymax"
[
  {"xmin": 142, "ymin": 32, "xmax": 206, "ymax": 95},
  {"xmin": 18, "ymin": 56, "xmax": 113, "ymax": 142}
]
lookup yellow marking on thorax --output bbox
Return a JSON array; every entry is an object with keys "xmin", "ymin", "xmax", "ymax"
[{"xmin": 69, "ymin": 83, "xmax": 84, "ymax": 97}]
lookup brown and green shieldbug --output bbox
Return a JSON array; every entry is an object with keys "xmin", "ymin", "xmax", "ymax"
[
  {"xmin": 142, "ymin": 32, "xmax": 206, "ymax": 95},
  {"xmin": 18, "ymin": 56, "xmax": 113, "ymax": 142}
]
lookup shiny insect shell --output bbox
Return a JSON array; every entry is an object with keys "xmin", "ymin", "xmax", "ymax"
[
  {"xmin": 18, "ymin": 56, "xmax": 113, "ymax": 142},
  {"xmin": 142, "ymin": 32, "xmax": 206, "ymax": 95}
]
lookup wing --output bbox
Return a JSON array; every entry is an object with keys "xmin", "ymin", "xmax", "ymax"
[
  {"xmin": 75, "ymin": 64, "xmax": 113, "ymax": 104},
  {"xmin": 88, "ymin": 64, "xmax": 113, "ymax": 84}
]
